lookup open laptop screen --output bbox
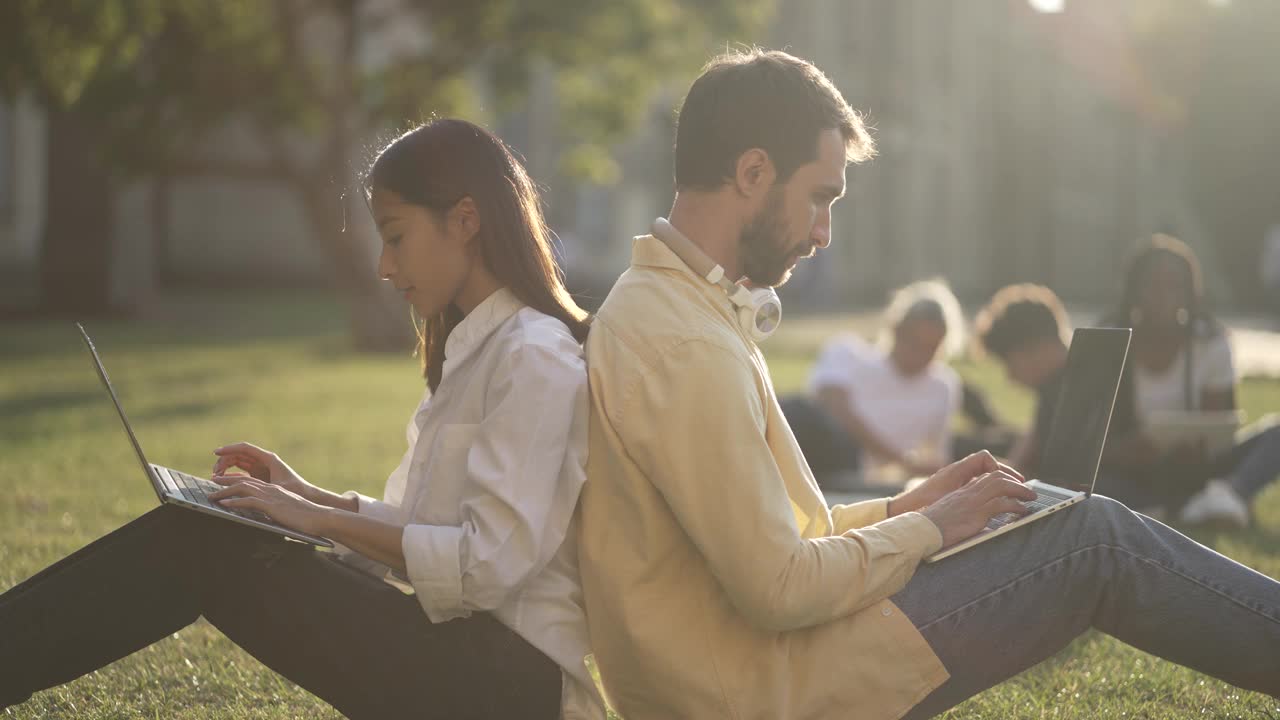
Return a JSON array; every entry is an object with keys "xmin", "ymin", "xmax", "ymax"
[
  {"xmin": 1037, "ymin": 327, "xmax": 1131, "ymax": 494},
  {"xmin": 77, "ymin": 324, "xmax": 162, "ymax": 497}
]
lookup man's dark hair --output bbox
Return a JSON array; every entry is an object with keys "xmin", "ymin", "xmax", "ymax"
[
  {"xmin": 674, "ymin": 48, "xmax": 875, "ymax": 191},
  {"xmin": 974, "ymin": 284, "xmax": 1070, "ymax": 359}
]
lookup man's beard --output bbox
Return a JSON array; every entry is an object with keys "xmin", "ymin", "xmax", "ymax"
[{"xmin": 740, "ymin": 189, "xmax": 807, "ymax": 287}]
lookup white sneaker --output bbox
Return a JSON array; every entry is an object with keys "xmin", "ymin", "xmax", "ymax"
[{"xmin": 1179, "ymin": 479, "xmax": 1249, "ymax": 528}]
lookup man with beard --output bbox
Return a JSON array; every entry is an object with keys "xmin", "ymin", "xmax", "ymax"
[{"xmin": 576, "ymin": 49, "xmax": 1280, "ymax": 720}]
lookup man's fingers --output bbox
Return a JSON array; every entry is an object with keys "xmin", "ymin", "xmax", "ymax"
[
  {"xmin": 958, "ymin": 450, "xmax": 998, "ymax": 475},
  {"xmin": 985, "ymin": 496, "xmax": 1031, "ymax": 518},
  {"xmin": 995, "ymin": 460, "xmax": 1026, "ymax": 483},
  {"xmin": 976, "ymin": 473, "xmax": 1037, "ymax": 502}
]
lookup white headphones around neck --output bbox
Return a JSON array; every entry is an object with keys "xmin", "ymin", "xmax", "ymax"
[{"xmin": 651, "ymin": 217, "xmax": 782, "ymax": 342}]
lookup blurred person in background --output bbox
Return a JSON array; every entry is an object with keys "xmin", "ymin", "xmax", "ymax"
[
  {"xmin": 1098, "ymin": 234, "xmax": 1280, "ymax": 527},
  {"xmin": 781, "ymin": 279, "xmax": 962, "ymax": 487},
  {"xmin": 1264, "ymin": 223, "xmax": 1280, "ymax": 326},
  {"xmin": 0, "ymin": 119, "xmax": 605, "ymax": 719},
  {"xmin": 974, "ymin": 284, "xmax": 1149, "ymax": 502},
  {"xmin": 782, "ymin": 279, "xmax": 1015, "ymax": 489}
]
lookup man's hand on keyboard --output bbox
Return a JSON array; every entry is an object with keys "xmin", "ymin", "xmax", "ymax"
[
  {"xmin": 917, "ymin": 470, "xmax": 1038, "ymax": 550},
  {"xmin": 889, "ymin": 450, "xmax": 1026, "ymax": 517}
]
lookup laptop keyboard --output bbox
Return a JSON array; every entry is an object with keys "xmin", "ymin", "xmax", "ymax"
[
  {"xmin": 985, "ymin": 484, "xmax": 1078, "ymax": 531},
  {"xmin": 168, "ymin": 469, "xmax": 273, "ymax": 524}
]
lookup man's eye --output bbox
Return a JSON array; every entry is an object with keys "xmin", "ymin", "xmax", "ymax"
[{"xmin": 387, "ymin": 234, "xmax": 403, "ymax": 247}]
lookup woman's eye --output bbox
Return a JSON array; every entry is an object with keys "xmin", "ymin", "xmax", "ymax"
[{"xmin": 386, "ymin": 234, "xmax": 403, "ymax": 247}]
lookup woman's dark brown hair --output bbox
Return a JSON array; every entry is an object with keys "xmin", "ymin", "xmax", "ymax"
[{"xmin": 366, "ymin": 119, "xmax": 590, "ymax": 391}]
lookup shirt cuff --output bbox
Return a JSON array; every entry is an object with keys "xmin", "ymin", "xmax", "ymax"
[
  {"xmin": 401, "ymin": 523, "xmax": 469, "ymax": 623},
  {"xmin": 879, "ymin": 510, "xmax": 945, "ymax": 558},
  {"xmin": 829, "ymin": 497, "xmax": 890, "ymax": 533},
  {"xmin": 341, "ymin": 491, "xmax": 400, "ymax": 524}
]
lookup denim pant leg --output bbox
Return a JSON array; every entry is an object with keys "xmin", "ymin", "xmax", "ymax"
[
  {"xmin": 892, "ymin": 495, "xmax": 1280, "ymax": 718},
  {"xmin": 1225, "ymin": 419, "xmax": 1280, "ymax": 502}
]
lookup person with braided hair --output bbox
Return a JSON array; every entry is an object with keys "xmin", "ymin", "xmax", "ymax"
[{"xmin": 1098, "ymin": 233, "xmax": 1280, "ymax": 526}]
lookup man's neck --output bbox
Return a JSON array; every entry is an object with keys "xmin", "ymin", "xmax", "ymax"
[{"xmin": 667, "ymin": 191, "xmax": 745, "ymax": 279}]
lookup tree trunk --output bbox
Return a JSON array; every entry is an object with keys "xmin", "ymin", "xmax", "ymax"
[
  {"xmin": 39, "ymin": 107, "xmax": 115, "ymax": 314},
  {"xmin": 298, "ymin": 178, "xmax": 413, "ymax": 352}
]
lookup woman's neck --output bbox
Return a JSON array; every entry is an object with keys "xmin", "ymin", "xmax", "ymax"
[{"xmin": 454, "ymin": 264, "xmax": 505, "ymax": 317}]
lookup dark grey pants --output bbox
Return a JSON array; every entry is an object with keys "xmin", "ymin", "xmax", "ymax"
[
  {"xmin": 894, "ymin": 495, "xmax": 1280, "ymax": 718},
  {"xmin": 0, "ymin": 505, "xmax": 561, "ymax": 719}
]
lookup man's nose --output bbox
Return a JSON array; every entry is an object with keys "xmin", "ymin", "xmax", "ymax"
[{"xmin": 812, "ymin": 209, "xmax": 832, "ymax": 248}]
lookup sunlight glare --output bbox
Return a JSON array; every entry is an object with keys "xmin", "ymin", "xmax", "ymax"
[{"xmin": 1028, "ymin": 0, "xmax": 1065, "ymax": 13}]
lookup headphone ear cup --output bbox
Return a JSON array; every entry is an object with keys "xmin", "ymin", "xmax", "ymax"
[{"xmin": 739, "ymin": 287, "xmax": 782, "ymax": 341}]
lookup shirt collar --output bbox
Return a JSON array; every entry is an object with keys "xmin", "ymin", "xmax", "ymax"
[
  {"xmin": 631, "ymin": 233, "xmax": 694, "ymax": 274},
  {"xmin": 442, "ymin": 287, "xmax": 524, "ymax": 377},
  {"xmin": 631, "ymin": 233, "xmax": 744, "ymax": 335}
]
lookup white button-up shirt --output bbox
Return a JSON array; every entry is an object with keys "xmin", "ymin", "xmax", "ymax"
[{"xmin": 342, "ymin": 288, "xmax": 603, "ymax": 719}]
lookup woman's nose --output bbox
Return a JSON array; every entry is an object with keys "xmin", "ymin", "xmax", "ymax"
[{"xmin": 377, "ymin": 245, "xmax": 394, "ymax": 280}]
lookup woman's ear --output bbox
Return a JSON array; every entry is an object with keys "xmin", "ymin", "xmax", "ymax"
[{"xmin": 451, "ymin": 197, "xmax": 481, "ymax": 245}]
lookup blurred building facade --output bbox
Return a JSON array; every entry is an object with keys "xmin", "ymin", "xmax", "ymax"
[
  {"xmin": 0, "ymin": 0, "xmax": 1239, "ymax": 313},
  {"xmin": 551, "ymin": 0, "xmax": 1217, "ymax": 309}
]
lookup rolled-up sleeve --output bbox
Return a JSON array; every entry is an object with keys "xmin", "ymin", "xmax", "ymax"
[
  {"xmin": 618, "ymin": 340, "xmax": 939, "ymax": 632},
  {"xmin": 346, "ymin": 493, "xmax": 401, "ymax": 524},
  {"xmin": 403, "ymin": 339, "xmax": 587, "ymax": 623},
  {"xmin": 830, "ymin": 498, "xmax": 889, "ymax": 533}
]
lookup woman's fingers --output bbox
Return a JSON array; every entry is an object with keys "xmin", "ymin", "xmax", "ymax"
[
  {"xmin": 210, "ymin": 473, "xmax": 252, "ymax": 485},
  {"xmin": 212, "ymin": 455, "xmax": 259, "ymax": 475},
  {"xmin": 213, "ymin": 442, "xmax": 274, "ymax": 464},
  {"xmin": 217, "ymin": 495, "xmax": 266, "ymax": 512},
  {"xmin": 208, "ymin": 479, "xmax": 266, "ymax": 502}
]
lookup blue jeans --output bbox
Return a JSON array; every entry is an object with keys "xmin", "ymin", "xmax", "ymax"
[
  {"xmin": 1101, "ymin": 419, "xmax": 1280, "ymax": 511},
  {"xmin": 1226, "ymin": 419, "xmax": 1280, "ymax": 502},
  {"xmin": 893, "ymin": 495, "xmax": 1280, "ymax": 717}
]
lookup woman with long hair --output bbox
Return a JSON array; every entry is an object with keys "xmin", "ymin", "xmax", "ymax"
[
  {"xmin": 1101, "ymin": 233, "xmax": 1280, "ymax": 525},
  {"xmin": 0, "ymin": 119, "xmax": 605, "ymax": 719}
]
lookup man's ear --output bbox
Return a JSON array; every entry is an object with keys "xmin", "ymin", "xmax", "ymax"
[
  {"xmin": 733, "ymin": 148, "xmax": 777, "ymax": 199},
  {"xmin": 450, "ymin": 197, "xmax": 481, "ymax": 244}
]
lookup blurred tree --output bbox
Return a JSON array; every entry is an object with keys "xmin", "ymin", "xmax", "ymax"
[
  {"xmin": 1127, "ymin": 0, "xmax": 1280, "ymax": 305},
  {"xmin": 0, "ymin": 0, "xmax": 769, "ymax": 345}
]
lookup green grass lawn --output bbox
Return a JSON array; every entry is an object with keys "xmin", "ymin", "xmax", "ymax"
[{"xmin": 2, "ymin": 292, "xmax": 1278, "ymax": 719}]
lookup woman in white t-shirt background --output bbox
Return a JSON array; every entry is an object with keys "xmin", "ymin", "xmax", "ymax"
[
  {"xmin": 781, "ymin": 279, "xmax": 971, "ymax": 488},
  {"xmin": 1101, "ymin": 234, "xmax": 1280, "ymax": 527}
]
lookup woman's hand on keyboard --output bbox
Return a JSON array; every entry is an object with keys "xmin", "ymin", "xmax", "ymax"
[
  {"xmin": 207, "ymin": 477, "xmax": 330, "ymax": 536},
  {"xmin": 211, "ymin": 442, "xmax": 353, "ymax": 512}
]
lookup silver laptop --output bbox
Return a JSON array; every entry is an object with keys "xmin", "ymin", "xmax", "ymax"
[
  {"xmin": 927, "ymin": 327, "xmax": 1130, "ymax": 562},
  {"xmin": 78, "ymin": 323, "xmax": 333, "ymax": 547}
]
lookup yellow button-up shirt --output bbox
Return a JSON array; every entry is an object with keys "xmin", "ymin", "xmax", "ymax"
[{"xmin": 578, "ymin": 235, "xmax": 950, "ymax": 720}]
